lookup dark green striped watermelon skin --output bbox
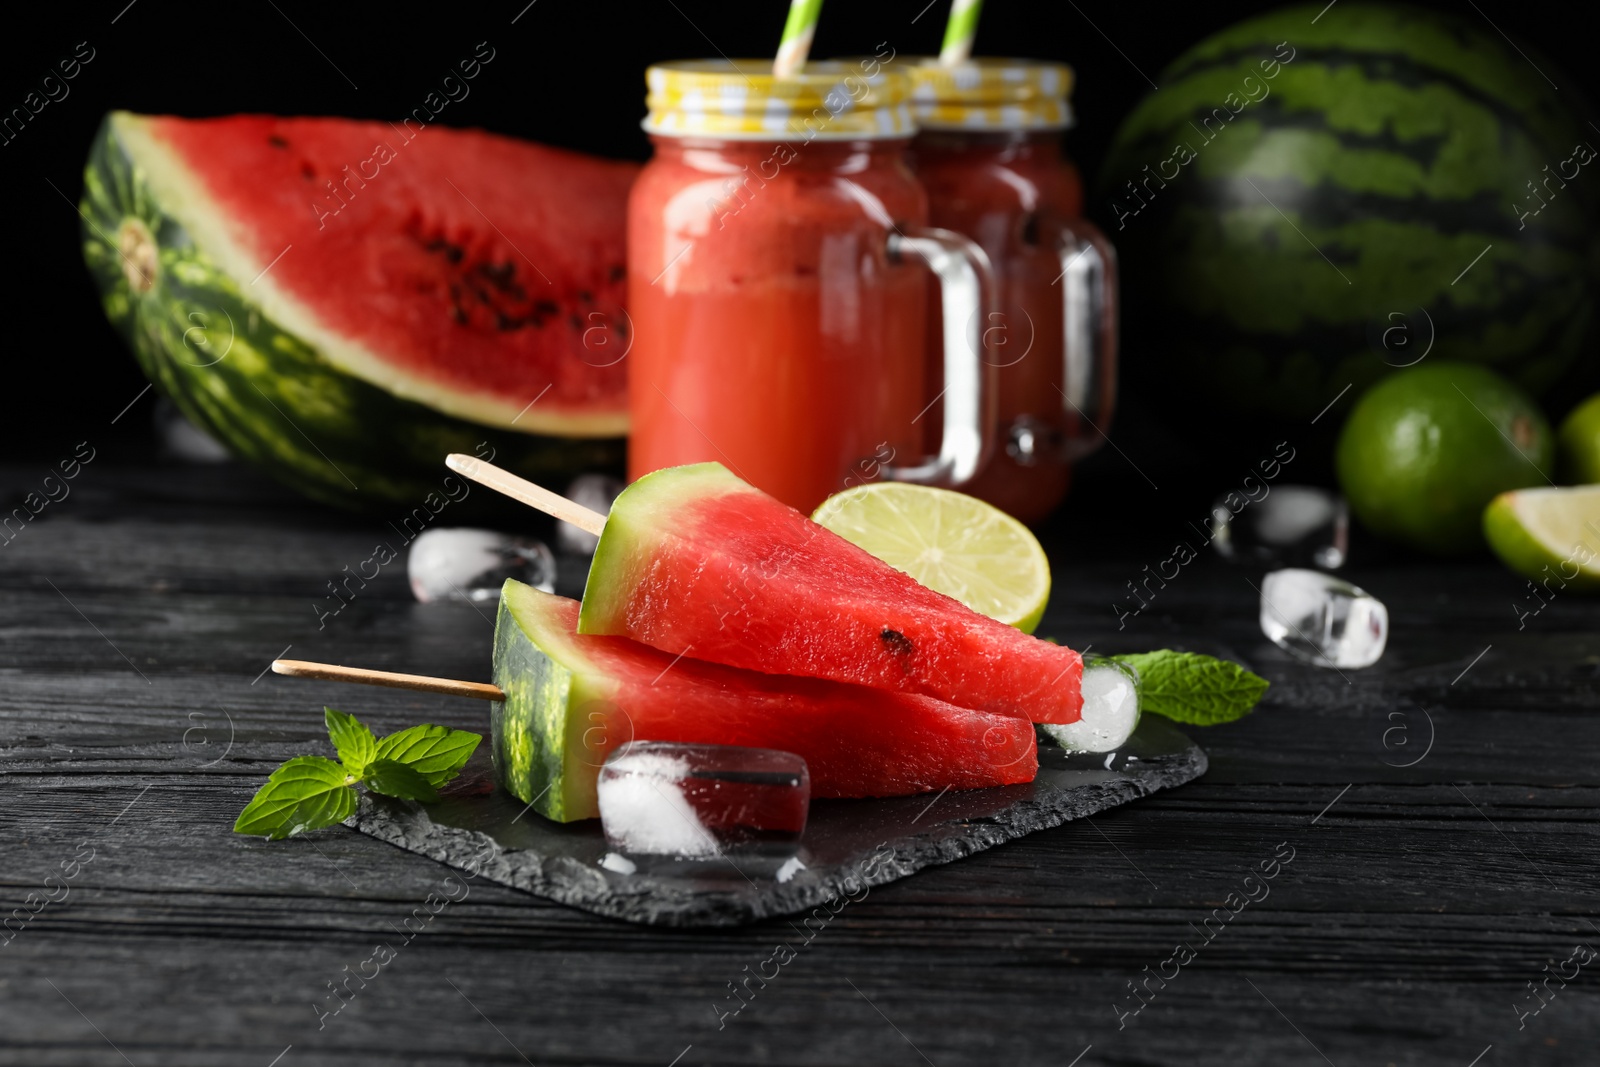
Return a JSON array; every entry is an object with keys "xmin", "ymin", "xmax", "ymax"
[
  {"xmin": 81, "ymin": 115, "xmax": 623, "ymax": 510},
  {"xmin": 1100, "ymin": 3, "xmax": 1597, "ymax": 427}
]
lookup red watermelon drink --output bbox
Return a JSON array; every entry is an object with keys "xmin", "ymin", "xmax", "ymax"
[
  {"xmin": 907, "ymin": 59, "xmax": 1119, "ymax": 524},
  {"xmin": 577, "ymin": 463, "xmax": 1084, "ymax": 724},
  {"xmin": 628, "ymin": 59, "xmax": 998, "ymax": 514},
  {"xmin": 492, "ymin": 581, "xmax": 1037, "ymax": 822}
]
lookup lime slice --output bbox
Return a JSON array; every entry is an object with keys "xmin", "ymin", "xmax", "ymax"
[
  {"xmin": 811, "ymin": 483, "xmax": 1051, "ymax": 632},
  {"xmin": 1483, "ymin": 485, "xmax": 1600, "ymax": 592}
]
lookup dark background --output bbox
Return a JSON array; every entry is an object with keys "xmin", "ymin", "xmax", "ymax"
[{"xmin": 2, "ymin": 0, "xmax": 1595, "ymax": 472}]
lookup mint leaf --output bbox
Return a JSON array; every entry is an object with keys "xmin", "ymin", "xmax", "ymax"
[
  {"xmin": 324, "ymin": 707, "xmax": 376, "ymax": 774},
  {"xmin": 362, "ymin": 759, "xmax": 440, "ymax": 802},
  {"xmin": 373, "ymin": 724, "xmax": 481, "ymax": 787},
  {"xmin": 233, "ymin": 756, "xmax": 357, "ymax": 840},
  {"xmin": 1111, "ymin": 650, "xmax": 1268, "ymax": 726}
]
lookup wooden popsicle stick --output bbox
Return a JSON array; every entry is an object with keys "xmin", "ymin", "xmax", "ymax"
[
  {"xmin": 272, "ymin": 659, "xmax": 504, "ymax": 701},
  {"xmin": 445, "ymin": 453, "xmax": 608, "ymax": 537}
]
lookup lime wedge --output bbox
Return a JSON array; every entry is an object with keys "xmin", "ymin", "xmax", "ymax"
[
  {"xmin": 811, "ymin": 483, "xmax": 1051, "ymax": 632},
  {"xmin": 1483, "ymin": 485, "xmax": 1600, "ymax": 591}
]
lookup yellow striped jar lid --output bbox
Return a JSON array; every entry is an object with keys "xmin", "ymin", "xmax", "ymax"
[
  {"xmin": 643, "ymin": 59, "xmax": 916, "ymax": 141},
  {"xmin": 908, "ymin": 58, "xmax": 1074, "ymax": 131}
]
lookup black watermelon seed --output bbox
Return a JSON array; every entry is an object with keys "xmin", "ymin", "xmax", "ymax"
[{"xmin": 880, "ymin": 629, "xmax": 914, "ymax": 656}]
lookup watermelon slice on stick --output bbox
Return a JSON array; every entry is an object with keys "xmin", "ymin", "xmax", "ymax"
[
  {"xmin": 444, "ymin": 455, "xmax": 1085, "ymax": 725},
  {"xmin": 272, "ymin": 582, "xmax": 1037, "ymax": 822}
]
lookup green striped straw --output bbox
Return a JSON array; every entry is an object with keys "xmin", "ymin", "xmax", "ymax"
[
  {"xmin": 773, "ymin": 0, "xmax": 825, "ymax": 77},
  {"xmin": 938, "ymin": 0, "xmax": 983, "ymax": 66}
]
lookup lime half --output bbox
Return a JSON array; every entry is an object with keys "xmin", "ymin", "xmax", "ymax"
[
  {"xmin": 1483, "ymin": 485, "xmax": 1600, "ymax": 592},
  {"xmin": 812, "ymin": 483, "xmax": 1051, "ymax": 632}
]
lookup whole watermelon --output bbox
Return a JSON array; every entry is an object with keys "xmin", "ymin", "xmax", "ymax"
[{"xmin": 1101, "ymin": 3, "xmax": 1597, "ymax": 431}]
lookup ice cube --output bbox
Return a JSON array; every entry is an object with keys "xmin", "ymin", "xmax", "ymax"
[
  {"xmin": 153, "ymin": 399, "xmax": 231, "ymax": 464},
  {"xmin": 1211, "ymin": 485, "xmax": 1348, "ymax": 569},
  {"xmin": 1042, "ymin": 659, "xmax": 1140, "ymax": 754},
  {"xmin": 1259, "ymin": 568, "xmax": 1387, "ymax": 669},
  {"xmin": 407, "ymin": 528, "xmax": 555, "ymax": 603},
  {"xmin": 557, "ymin": 474, "xmax": 625, "ymax": 555},
  {"xmin": 597, "ymin": 742, "xmax": 809, "ymax": 859}
]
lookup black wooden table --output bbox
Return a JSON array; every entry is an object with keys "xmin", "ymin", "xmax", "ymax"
[{"xmin": 3, "ymin": 458, "xmax": 1596, "ymax": 1067}]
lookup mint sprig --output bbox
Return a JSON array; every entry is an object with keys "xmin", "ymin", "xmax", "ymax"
[
  {"xmin": 1110, "ymin": 650, "xmax": 1268, "ymax": 726},
  {"xmin": 234, "ymin": 709, "xmax": 479, "ymax": 840},
  {"xmin": 232, "ymin": 756, "xmax": 357, "ymax": 840},
  {"xmin": 361, "ymin": 759, "xmax": 440, "ymax": 802},
  {"xmin": 325, "ymin": 707, "xmax": 376, "ymax": 774},
  {"xmin": 373, "ymin": 724, "xmax": 483, "ymax": 787}
]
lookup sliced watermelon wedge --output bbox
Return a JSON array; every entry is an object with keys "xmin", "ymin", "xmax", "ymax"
[
  {"xmin": 492, "ymin": 581, "xmax": 1037, "ymax": 822},
  {"xmin": 577, "ymin": 464, "xmax": 1083, "ymax": 724},
  {"xmin": 110, "ymin": 112, "xmax": 633, "ymax": 437}
]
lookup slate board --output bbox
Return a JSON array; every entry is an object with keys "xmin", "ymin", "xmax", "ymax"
[{"xmin": 347, "ymin": 717, "xmax": 1207, "ymax": 927}]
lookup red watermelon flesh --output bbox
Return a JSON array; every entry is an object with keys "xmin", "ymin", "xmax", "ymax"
[
  {"xmin": 577, "ymin": 464, "xmax": 1084, "ymax": 724},
  {"xmin": 131, "ymin": 114, "xmax": 636, "ymax": 435},
  {"xmin": 493, "ymin": 581, "xmax": 1038, "ymax": 822}
]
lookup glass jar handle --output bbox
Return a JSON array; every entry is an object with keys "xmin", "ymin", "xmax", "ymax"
[
  {"xmin": 880, "ymin": 227, "xmax": 997, "ymax": 488},
  {"xmin": 1057, "ymin": 219, "xmax": 1119, "ymax": 462}
]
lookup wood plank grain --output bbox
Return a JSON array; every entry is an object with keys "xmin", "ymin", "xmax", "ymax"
[{"xmin": 3, "ymin": 463, "xmax": 1599, "ymax": 1066}]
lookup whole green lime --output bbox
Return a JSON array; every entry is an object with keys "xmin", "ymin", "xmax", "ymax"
[
  {"xmin": 1336, "ymin": 362, "xmax": 1553, "ymax": 555},
  {"xmin": 1558, "ymin": 392, "xmax": 1600, "ymax": 484}
]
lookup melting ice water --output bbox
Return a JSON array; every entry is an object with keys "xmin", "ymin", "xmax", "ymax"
[
  {"xmin": 1259, "ymin": 568, "xmax": 1387, "ymax": 669},
  {"xmin": 407, "ymin": 528, "xmax": 555, "ymax": 603},
  {"xmin": 598, "ymin": 852, "xmax": 637, "ymax": 875},
  {"xmin": 557, "ymin": 474, "xmax": 625, "ymax": 555},
  {"xmin": 597, "ymin": 742, "xmax": 810, "ymax": 861},
  {"xmin": 1211, "ymin": 485, "xmax": 1349, "ymax": 569},
  {"xmin": 1042, "ymin": 660, "xmax": 1141, "ymax": 754}
]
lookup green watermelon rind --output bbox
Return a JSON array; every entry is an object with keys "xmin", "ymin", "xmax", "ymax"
[
  {"xmin": 577, "ymin": 462, "xmax": 745, "ymax": 636},
  {"xmin": 490, "ymin": 580, "xmax": 616, "ymax": 823},
  {"xmin": 1099, "ymin": 2, "xmax": 1598, "ymax": 422},
  {"xmin": 80, "ymin": 112, "xmax": 625, "ymax": 509}
]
